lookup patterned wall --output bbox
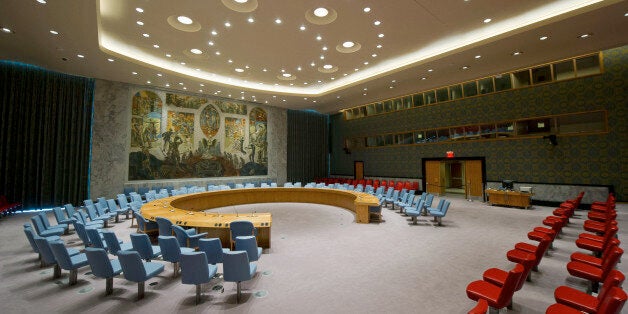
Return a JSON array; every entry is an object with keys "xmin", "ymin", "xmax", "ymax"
[{"xmin": 330, "ymin": 45, "xmax": 628, "ymax": 200}]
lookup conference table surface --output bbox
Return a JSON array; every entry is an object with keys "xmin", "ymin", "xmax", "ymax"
[{"xmin": 140, "ymin": 187, "xmax": 381, "ymax": 248}]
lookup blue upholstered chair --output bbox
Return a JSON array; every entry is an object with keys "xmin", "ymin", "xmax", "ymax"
[
  {"xmin": 73, "ymin": 210, "xmax": 104, "ymax": 228},
  {"xmin": 107, "ymin": 199, "xmax": 128, "ymax": 223},
  {"xmin": 198, "ymin": 238, "xmax": 230, "ymax": 265},
  {"xmin": 63, "ymin": 203, "xmax": 77, "ymax": 220},
  {"xmin": 235, "ymin": 236, "xmax": 262, "ymax": 262},
  {"xmin": 116, "ymin": 194, "xmax": 132, "ymax": 219},
  {"xmin": 158, "ymin": 236, "xmax": 194, "ymax": 277},
  {"xmin": 427, "ymin": 199, "xmax": 446, "ymax": 215},
  {"xmin": 392, "ymin": 192, "xmax": 410, "ymax": 211},
  {"xmin": 429, "ymin": 200, "xmax": 451, "ymax": 226},
  {"xmin": 84, "ymin": 247, "xmax": 122, "ymax": 295},
  {"xmin": 24, "ymin": 225, "xmax": 61, "ymax": 266},
  {"xmin": 223, "ymin": 251, "xmax": 257, "ymax": 303},
  {"xmin": 423, "ymin": 193, "xmax": 435, "ymax": 214},
  {"xmin": 34, "ymin": 237, "xmax": 62, "ymax": 279},
  {"xmin": 156, "ymin": 217, "xmax": 174, "ymax": 236},
  {"xmin": 30, "ymin": 215, "xmax": 64, "ymax": 237},
  {"xmin": 72, "ymin": 220, "xmax": 97, "ymax": 248},
  {"xmin": 86, "ymin": 227, "xmax": 107, "ymax": 250},
  {"xmin": 52, "ymin": 207, "xmax": 74, "ymax": 226},
  {"xmin": 84, "ymin": 199, "xmax": 94, "ymax": 207},
  {"xmin": 117, "ymin": 250, "xmax": 164, "ymax": 300},
  {"xmin": 406, "ymin": 200, "xmax": 425, "ymax": 224},
  {"xmin": 130, "ymin": 233, "xmax": 161, "ymax": 262},
  {"xmin": 85, "ymin": 204, "xmax": 109, "ymax": 227},
  {"xmin": 102, "ymin": 230, "xmax": 133, "ymax": 256},
  {"xmin": 180, "ymin": 252, "xmax": 218, "ymax": 304},
  {"xmin": 403, "ymin": 193, "xmax": 426, "ymax": 215},
  {"xmin": 135, "ymin": 212, "xmax": 158, "ymax": 234},
  {"xmin": 95, "ymin": 201, "xmax": 115, "ymax": 220},
  {"xmin": 49, "ymin": 240, "xmax": 89, "ymax": 285},
  {"xmin": 229, "ymin": 220, "xmax": 256, "ymax": 249},
  {"xmin": 172, "ymin": 225, "xmax": 207, "ymax": 248}
]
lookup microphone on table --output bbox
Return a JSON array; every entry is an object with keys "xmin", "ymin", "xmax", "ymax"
[{"xmin": 235, "ymin": 209, "xmax": 239, "ymax": 217}]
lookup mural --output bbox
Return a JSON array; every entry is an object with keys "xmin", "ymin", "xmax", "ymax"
[{"xmin": 128, "ymin": 90, "xmax": 268, "ymax": 180}]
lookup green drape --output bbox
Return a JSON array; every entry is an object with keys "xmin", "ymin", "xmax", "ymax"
[
  {"xmin": 287, "ymin": 110, "xmax": 329, "ymax": 183},
  {"xmin": 0, "ymin": 61, "xmax": 94, "ymax": 209}
]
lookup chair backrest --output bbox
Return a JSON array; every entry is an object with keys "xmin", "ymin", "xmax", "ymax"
[
  {"xmin": 390, "ymin": 190, "xmax": 399, "ymax": 200},
  {"xmin": 34, "ymin": 237, "xmax": 57, "ymax": 265},
  {"xmin": 596, "ymin": 287, "xmax": 627, "ymax": 314},
  {"xmin": 84, "ymin": 199, "xmax": 94, "ymax": 207},
  {"xmin": 440, "ymin": 201, "xmax": 451, "ymax": 214},
  {"xmin": 424, "ymin": 194, "xmax": 434, "ymax": 207},
  {"xmin": 495, "ymin": 263, "xmax": 525, "ymax": 308},
  {"xmin": 230, "ymin": 221, "xmax": 255, "ymax": 242},
  {"xmin": 64, "ymin": 204, "xmax": 77, "ymax": 218},
  {"xmin": 198, "ymin": 238, "xmax": 226, "ymax": 264},
  {"xmin": 102, "ymin": 231, "xmax": 123, "ymax": 255},
  {"xmin": 117, "ymin": 251, "xmax": 147, "ymax": 282},
  {"xmin": 601, "ymin": 247, "xmax": 624, "ymax": 278},
  {"xmin": 30, "ymin": 216, "xmax": 46, "ymax": 235},
  {"xmin": 49, "ymin": 241, "xmax": 73, "ymax": 269},
  {"xmin": 38, "ymin": 212, "xmax": 52, "ymax": 229},
  {"xmin": 130, "ymin": 233, "xmax": 155, "ymax": 260},
  {"xmin": 85, "ymin": 247, "xmax": 116, "ymax": 278},
  {"xmin": 156, "ymin": 217, "xmax": 173, "ymax": 236},
  {"xmin": 180, "ymin": 252, "xmax": 210, "ymax": 285},
  {"xmin": 433, "ymin": 199, "xmax": 446, "ymax": 210},
  {"xmin": 85, "ymin": 204, "xmax": 99, "ymax": 220},
  {"xmin": 73, "ymin": 221, "xmax": 91, "ymax": 247},
  {"xmin": 95, "ymin": 202, "xmax": 108, "ymax": 216},
  {"xmin": 135, "ymin": 212, "xmax": 148, "ymax": 231},
  {"xmin": 52, "ymin": 207, "xmax": 67, "ymax": 223},
  {"xmin": 106, "ymin": 199, "xmax": 118, "ymax": 212},
  {"xmin": 597, "ymin": 270, "xmax": 626, "ymax": 305},
  {"xmin": 223, "ymin": 251, "xmax": 254, "ymax": 282},
  {"xmin": 130, "ymin": 194, "xmax": 143, "ymax": 204},
  {"xmin": 235, "ymin": 236, "xmax": 260, "ymax": 262},
  {"xmin": 117, "ymin": 194, "xmax": 129, "ymax": 209},
  {"xmin": 171, "ymin": 225, "xmax": 193, "ymax": 247},
  {"xmin": 158, "ymin": 236, "xmax": 182, "ymax": 263},
  {"xmin": 86, "ymin": 228, "xmax": 106, "ymax": 250},
  {"xmin": 97, "ymin": 197, "xmax": 107, "ymax": 206},
  {"xmin": 23, "ymin": 226, "xmax": 40, "ymax": 253}
]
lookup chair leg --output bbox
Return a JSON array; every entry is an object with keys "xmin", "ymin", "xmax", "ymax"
[
  {"xmin": 137, "ymin": 281, "xmax": 146, "ymax": 300},
  {"xmin": 53, "ymin": 264, "xmax": 61, "ymax": 279},
  {"xmin": 173, "ymin": 262, "xmax": 179, "ymax": 277},
  {"xmin": 236, "ymin": 281, "xmax": 241, "ymax": 303},
  {"xmin": 69, "ymin": 269, "xmax": 78, "ymax": 285},
  {"xmin": 105, "ymin": 277, "xmax": 113, "ymax": 295},
  {"xmin": 196, "ymin": 284, "xmax": 202, "ymax": 304}
]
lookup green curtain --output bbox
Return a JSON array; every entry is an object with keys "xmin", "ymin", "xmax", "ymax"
[
  {"xmin": 0, "ymin": 61, "xmax": 94, "ymax": 209},
  {"xmin": 287, "ymin": 110, "xmax": 329, "ymax": 183}
]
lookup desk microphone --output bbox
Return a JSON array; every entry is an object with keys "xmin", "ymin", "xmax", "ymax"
[
  {"xmin": 235, "ymin": 209, "xmax": 239, "ymax": 217},
  {"xmin": 253, "ymin": 210, "xmax": 256, "ymax": 217}
]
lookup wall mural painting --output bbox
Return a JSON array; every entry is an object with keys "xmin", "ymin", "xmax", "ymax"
[{"xmin": 128, "ymin": 90, "xmax": 268, "ymax": 181}]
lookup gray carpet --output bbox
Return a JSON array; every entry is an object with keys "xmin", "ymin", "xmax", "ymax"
[{"xmin": 0, "ymin": 194, "xmax": 625, "ymax": 313}]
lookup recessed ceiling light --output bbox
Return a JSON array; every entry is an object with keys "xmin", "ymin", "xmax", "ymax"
[
  {"xmin": 275, "ymin": 18, "xmax": 282, "ymax": 24},
  {"xmin": 49, "ymin": 30, "xmax": 58, "ymax": 35},
  {"xmin": 331, "ymin": 77, "xmax": 335, "ymax": 80},
  {"xmin": 374, "ymin": 20, "xmax": 381, "ymax": 26},
  {"xmin": 322, "ymin": 46, "xmax": 328, "ymax": 51},
  {"xmin": 199, "ymin": 90, "xmax": 203, "ymax": 92},
  {"xmin": 77, "ymin": 54, "xmax": 85, "ymax": 58},
  {"xmin": 483, "ymin": 18, "xmax": 492, "ymax": 23},
  {"xmin": 235, "ymin": 68, "xmax": 244, "ymax": 72},
  {"xmin": 323, "ymin": 64, "xmax": 333, "ymax": 69},
  {"xmin": 228, "ymin": 59, "xmax": 233, "ymax": 63},
  {"xmin": 462, "ymin": 66, "xmax": 470, "ymax": 70},
  {"xmin": 165, "ymin": 83, "xmax": 170, "ymax": 87},
  {"xmin": 320, "ymin": 55, "xmax": 325, "ymax": 59},
  {"xmin": 235, "ymin": 0, "xmax": 249, "ymax": 3},
  {"xmin": 337, "ymin": 96, "xmax": 340, "ymax": 98},
  {"xmin": 245, "ymin": 65, "xmax": 250, "ymax": 69},
  {"xmin": 475, "ymin": 55, "xmax": 481, "ymax": 59},
  {"xmin": 1, "ymin": 27, "xmax": 12, "ymax": 33},
  {"xmin": 428, "ymin": 69, "xmax": 434, "ymax": 72},
  {"xmin": 363, "ymin": 88, "xmax": 368, "ymax": 91},
  {"xmin": 165, "ymin": 53, "xmax": 172, "ymax": 57},
  {"xmin": 376, "ymin": 44, "xmax": 382, "ymax": 48},
  {"xmin": 363, "ymin": 93, "xmax": 367, "ymax": 96},
  {"xmin": 625, "ymin": 12, "xmax": 628, "ymax": 17},
  {"xmin": 157, "ymin": 73, "xmax": 163, "ymax": 76},
  {"xmin": 107, "ymin": 58, "xmax": 114, "ymax": 62},
  {"xmin": 142, "ymin": 33, "xmax": 150, "ymax": 38},
  {"xmin": 314, "ymin": 7, "xmax": 329, "ymax": 17},
  {"xmin": 224, "ymin": 22, "xmax": 231, "ymax": 27},
  {"xmin": 539, "ymin": 36, "xmax": 548, "ymax": 40},
  {"xmin": 303, "ymin": 82, "xmax": 308, "ymax": 85},
  {"xmin": 297, "ymin": 66, "xmax": 302, "ymax": 71},
  {"xmin": 262, "ymin": 68, "xmax": 267, "ymax": 72},
  {"xmin": 208, "ymin": 41, "xmax": 214, "ymax": 46},
  {"xmin": 211, "ymin": 30, "xmax": 218, "ymax": 36},
  {"xmin": 177, "ymin": 16, "xmax": 193, "ymax": 25},
  {"xmin": 200, "ymin": 83, "xmax": 204, "ymax": 86},
  {"xmin": 135, "ymin": 7, "xmax": 144, "ymax": 13},
  {"xmin": 146, "ymin": 81, "xmax": 151, "ymax": 84},
  {"xmin": 354, "ymin": 68, "xmax": 359, "ymax": 71},
  {"xmin": 363, "ymin": 61, "xmax": 369, "ymax": 65},
  {"xmin": 372, "ymin": 54, "xmax": 377, "ymax": 57},
  {"xmin": 300, "ymin": 25, "xmax": 306, "ymax": 31},
  {"xmin": 36, "ymin": 0, "xmax": 47, "ymax": 3},
  {"xmin": 247, "ymin": 17, "xmax": 255, "ymax": 23},
  {"xmin": 179, "ymin": 82, "xmax": 184, "ymax": 85},
  {"xmin": 316, "ymin": 35, "xmax": 322, "ymax": 41},
  {"xmin": 363, "ymin": 7, "xmax": 371, "ymax": 13},
  {"xmin": 183, "ymin": 87, "xmax": 187, "ymax": 90},
  {"xmin": 378, "ymin": 33, "xmax": 384, "ymax": 38},
  {"xmin": 310, "ymin": 62, "xmax": 316, "ymax": 67},
  {"xmin": 153, "ymin": 44, "xmax": 160, "ymax": 48},
  {"xmin": 282, "ymin": 73, "xmax": 292, "ymax": 77},
  {"xmin": 392, "ymin": 80, "xmax": 396, "ymax": 83},
  {"xmin": 190, "ymin": 48, "xmax": 202, "ymax": 54},
  {"xmin": 342, "ymin": 41, "xmax": 355, "ymax": 48},
  {"xmin": 389, "ymin": 86, "xmax": 393, "ymax": 89},
  {"xmin": 132, "ymin": 72, "xmax": 138, "ymax": 75},
  {"xmin": 421, "ymin": 77, "xmax": 427, "ymax": 80},
  {"xmin": 578, "ymin": 33, "xmax": 592, "ymax": 39},
  {"xmin": 136, "ymin": 21, "xmax": 144, "ymax": 26},
  {"xmin": 215, "ymin": 51, "xmax": 221, "ymax": 55},
  {"xmin": 512, "ymin": 51, "xmax": 523, "ymax": 56},
  {"xmin": 180, "ymin": 62, "xmax": 186, "ymax": 65},
  {"xmin": 289, "ymin": 83, "xmax": 294, "ymax": 86},
  {"xmin": 195, "ymin": 68, "xmax": 201, "ymax": 71}
]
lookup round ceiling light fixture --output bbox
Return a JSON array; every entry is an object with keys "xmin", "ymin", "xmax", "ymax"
[
  {"xmin": 306, "ymin": 7, "xmax": 337, "ymax": 25},
  {"xmin": 190, "ymin": 48, "xmax": 202, "ymax": 54},
  {"xmin": 318, "ymin": 64, "xmax": 338, "ymax": 73},
  {"xmin": 336, "ymin": 41, "xmax": 361, "ymax": 53},
  {"xmin": 222, "ymin": 0, "xmax": 258, "ymax": 13},
  {"xmin": 167, "ymin": 15, "xmax": 201, "ymax": 32},
  {"xmin": 277, "ymin": 73, "xmax": 296, "ymax": 81}
]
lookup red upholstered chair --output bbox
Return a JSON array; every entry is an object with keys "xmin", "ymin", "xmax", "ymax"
[
  {"xmin": 466, "ymin": 263, "xmax": 525, "ymax": 313},
  {"xmin": 403, "ymin": 181, "xmax": 412, "ymax": 190},
  {"xmin": 533, "ymin": 225, "xmax": 559, "ymax": 249},
  {"xmin": 388, "ymin": 180, "xmax": 395, "ymax": 188},
  {"xmin": 508, "ymin": 233, "xmax": 552, "ymax": 272},
  {"xmin": 584, "ymin": 217, "xmax": 617, "ymax": 235},
  {"xmin": 553, "ymin": 202, "xmax": 576, "ymax": 221},
  {"xmin": 544, "ymin": 215, "xmax": 567, "ymax": 231},
  {"xmin": 554, "ymin": 269, "xmax": 624, "ymax": 313},
  {"xmin": 546, "ymin": 286, "xmax": 627, "ymax": 314},
  {"xmin": 587, "ymin": 207, "xmax": 616, "ymax": 222},
  {"xmin": 411, "ymin": 181, "xmax": 419, "ymax": 191},
  {"xmin": 571, "ymin": 239, "xmax": 620, "ymax": 268},
  {"xmin": 483, "ymin": 253, "xmax": 535, "ymax": 308},
  {"xmin": 590, "ymin": 194, "xmax": 615, "ymax": 212},
  {"xmin": 566, "ymin": 246, "xmax": 623, "ymax": 294},
  {"xmin": 468, "ymin": 299, "xmax": 488, "ymax": 314},
  {"xmin": 394, "ymin": 181, "xmax": 404, "ymax": 191},
  {"xmin": 575, "ymin": 225, "xmax": 618, "ymax": 256}
]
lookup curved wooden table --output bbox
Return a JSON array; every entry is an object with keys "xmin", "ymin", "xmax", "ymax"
[{"xmin": 141, "ymin": 188, "xmax": 381, "ymax": 248}]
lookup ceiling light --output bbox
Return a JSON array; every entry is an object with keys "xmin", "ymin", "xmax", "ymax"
[
  {"xmin": 180, "ymin": 62, "xmax": 186, "ymax": 65},
  {"xmin": 157, "ymin": 73, "xmax": 163, "ymax": 76},
  {"xmin": 235, "ymin": 68, "xmax": 244, "ymax": 72},
  {"xmin": 354, "ymin": 68, "xmax": 359, "ymax": 71},
  {"xmin": 374, "ymin": 21, "xmax": 381, "ymax": 26},
  {"xmin": 146, "ymin": 81, "xmax": 151, "ymax": 84},
  {"xmin": 316, "ymin": 35, "xmax": 322, "ymax": 41},
  {"xmin": 310, "ymin": 62, "xmax": 316, "ymax": 67},
  {"xmin": 342, "ymin": 41, "xmax": 355, "ymax": 48},
  {"xmin": 183, "ymin": 87, "xmax": 187, "ymax": 90},
  {"xmin": 190, "ymin": 48, "xmax": 202, "ymax": 54},
  {"xmin": 224, "ymin": 22, "xmax": 231, "ymax": 27},
  {"xmin": 166, "ymin": 83, "xmax": 170, "ymax": 87},
  {"xmin": 299, "ymin": 25, "xmax": 306, "ymax": 31},
  {"xmin": 245, "ymin": 65, "xmax": 250, "ymax": 69},
  {"xmin": 363, "ymin": 93, "xmax": 367, "ymax": 96},
  {"xmin": 323, "ymin": 64, "xmax": 333, "ymax": 69},
  {"xmin": 389, "ymin": 86, "xmax": 393, "ymax": 89},
  {"xmin": 314, "ymin": 7, "xmax": 329, "ymax": 17},
  {"xmin": 50, "ymin": 30, "xmax": 58, "ymax": 35},
  {"xmin": 1, "ymin": 27, "xmax": 12, "ymax": 33},
  {"xmin": 475, "ymin": 55, "xmax": 481, "ymax": 59},
  {"xmin": 135, "ymin": 7, "xmax": 144, "ymax": 13},
  {"xmin": 195, "ymin": 68, "xmax": 201, "ymax": 71},
  {"xmin": 320, "ymin": 55, "xmax": 325, "ymax": 59},
  {"xmin": 363, "ymin": 7, "xmax": 371, "ymax": 13},
  {"xmin": 235, "ymin": 0, "xmax": 249, "ymax": 3},
  {"xmin": 512, "ymin": 51, "xmax": 523, "ymax": 56},
  {"xmin": 262, "ymin": 68, "xmax": 267, "ymax": 72},
  {"xmin": 211, "ymin": 30, "xmax": 218, "ymax": 36},
  {"xmin": 421, "ymin": 77, "xmax": 426, "ymax": 80},
  {"xmin": 282, "ymin": 73, "xmax": 292, "ymax": 77},
  {"xmin": 137, "ymin": 21, "xmax": 145, "ymax": 26},
  {"xmin": 378, "ymin": 33, "xmax": 384, "ymax": 38},
  {"xmin": 275, "ymin": 18, "xmax": 282, "ymax": 24},
  {"xmin": 363, "ymin": 62, "xmax": 369, "ymax": 65},
  {"xmin": 376, "ymin": 44, "xmax": 382, "ymax": 48},
  {"xmin": 428, "ymin": 69, "xmax": 433, "ymax": 72},
  {"xmin": 228, "ymin": 59, "xmax": 233, "ymax": 63},
  {"xmin": 539, "ymin": 36, "xmax": 548, "ymax": 40},
  {"xmin": 77, "ymin": 54, "xmax": 85, "ymax": 58},
  {"xmin": 303, "ymin": 83, "xmax": 308, "ymax": 85},
  {"xmin": 372, "ymin": 54, "xmax": 377, "ymax": 57},
  {"xmin": 142, "ymin": 33, "xmax": 149, "ymax": 37},
  {"xmin": 179, "ymin": 82, "xmax": 184, "ymax": 85},
  {"xmin": 322, "ymin": 46, "xmax": 328, "ymax": 51},
  {"xmin": 165, "ymin": 53, "xmax": 172, "ymax": 57},
  {"xmin": 247, "ymin": 17, "xmax": 255, "ymax": 23},
  {"xmin": 363, "ymin": 88, "xmax": 368, "ymax": 91},
  {"xmin": 153, "ymin": 44, "xmax": 159, "ymax": 48},
  {"xmin": 462, "ymin": 66, "xmax": 469, "ymax": 70},
  {"xmin": 36, "ymin": 0, "xmax": 47, "ymax": 3},
  {"xmin": 392, "ymin": 80, "xmax": 396, "ymax": 83},
  {"xmin": 215, "ymin": 51, "xmax": 221, "ymax": 55},
  {"xmin": 107, "ymin": 58, "xmax": 114, "ymax": 62},
  {"xmin": 483, "ymin": 18, "xmax": 492, "ymax": 23},
  {"xmin": 331, "ymin": 77, "xmax": 335, "ymax": 80},
  {"xmin": 578, "ymin": 33, "xmax": 592, "ymax": 39},
  {"xmin": 200, "ymin": 83, "xmax": 204, "ymax": 86},
  {"xmin": 625, "ymin": 12, "xmax": 628, "ymax": 17},
  {"xmin": 132, "ymin": 72, "xmax": 138, "ymax": 75},
  {"xmin": 208, "ymin": 41, "xmax": 215, "ymax": 47},
  {"xmin": 199, "ymin": 90, "xmax": 203, "ymax": 92},
  {"xmin": 177, "ymin": 16, "xmax": 193, "ymax": 25}
]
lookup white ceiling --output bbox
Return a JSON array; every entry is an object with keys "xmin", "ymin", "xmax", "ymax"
[{"xmin": 1, "ymin": 0, "xmax": 627, "ymax": 113}]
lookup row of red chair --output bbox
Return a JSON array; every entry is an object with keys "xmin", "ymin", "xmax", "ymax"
[
  {"xmin": 546, "ymin": 192, "xmax": 626, "ymax": 313},
  {"xmin": 316, "ymin": 177, "xmax": 418, "ymax": 191},
  {"xmin": 0, "ymin": 195, "xmax": 22, "ymax": 216}
]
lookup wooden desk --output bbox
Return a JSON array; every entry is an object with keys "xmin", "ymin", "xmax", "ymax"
[
  {"xmin": 141, "ymin": 188, "xmax": 381, "ymax": 248},
  {"xmin": 486, "ymin": 189, "xmax": 532, "ymax": 209}
]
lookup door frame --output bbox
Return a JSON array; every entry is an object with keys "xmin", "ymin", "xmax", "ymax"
[
  {"xmin": 354, "ymin": 160, "xmax": 364, "ymax": 180},
  {"xmin": 421, "ymin": 157, "xmax": 486, "ymax": 198}
]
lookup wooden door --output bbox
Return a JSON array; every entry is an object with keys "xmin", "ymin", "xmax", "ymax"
[
  {"xmin": 464, "ymin": 160, "xmax": 483, "ymax": 197},
  {"xmin": 425, "ymin": 161, "xmax": 444, "ymax": 195},
  {"xmin": 354, "ymin": 161, "xmax": 364, "ymax": 180}
]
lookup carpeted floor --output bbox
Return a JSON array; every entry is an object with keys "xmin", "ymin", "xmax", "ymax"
[{"xmin": 0, "ymin": 194, "xmax": 625, "ymax": 314}]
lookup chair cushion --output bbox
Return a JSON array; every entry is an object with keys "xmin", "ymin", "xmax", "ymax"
[
  {"xmin": 575, "ymin": 238, "xmax": 604, "ymax": 252},
  {"xmin": 566, "ymin": 261, "xmax": 603, "ymax": 282},
  {"xmin": 144, "ymin": 261, "xmax": 165, "ymax": 278},
  {"xmin": 466, "ymin": 280, "xmax": 501, "ymax": 305},
  {"xmin": 570, "ymin": 252, "xmax": 602, "ymax": 268},
  {"xmin": 482, "ymin": 268, "xmax": 507, "ymax": 287},
  {"xmin": 554, "ymin": 285, "xmax": 597, "ymax": 313},
  {"xmin": 514, "ymin": 242, "xmax": 537, "ymax": 254},
  {"xmin": 545, "ymin": 303, "xmax": 585, "ymax": 314}
]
